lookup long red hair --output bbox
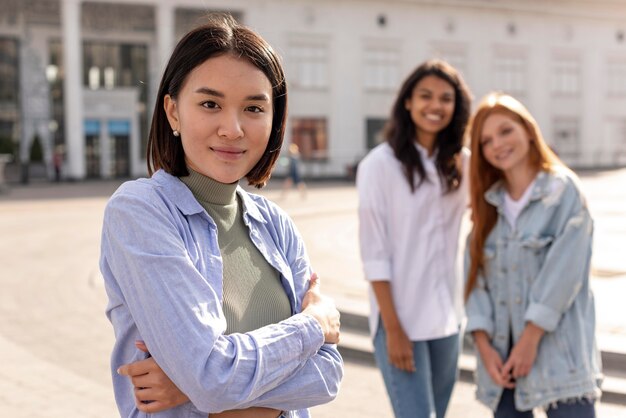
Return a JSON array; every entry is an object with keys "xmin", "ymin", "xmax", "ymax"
[{"xmin": 465, "ymin": 93, "xmax": 563, "ymax": 300}]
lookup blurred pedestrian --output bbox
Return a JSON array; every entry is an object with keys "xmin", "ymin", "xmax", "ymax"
[
  {"xmin": 356, "ymin": 59, "xmax": 472, "ymax": 418},
  {"xmin": 53, "ymin": 146, "xmax": 63, "ymax": 182},
  {"xmin": 281, "ymin": 143, "xmax": 307, "ymax": 200},
  {"xmin": 465, "ymin": 92, "xmax": 601, "ymax": 417},
  {"xmin": 100, "ymin": 14, "xmax": 342, "ymax": 418}
]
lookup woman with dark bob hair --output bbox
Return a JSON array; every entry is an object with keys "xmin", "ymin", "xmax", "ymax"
[
  {"xmin": 100, "ymin": 14, "xmax": 342, "ymax": 418},
  {"xmin": 356, "ymin": 59, "xmax": 472, "ymax": 418}
]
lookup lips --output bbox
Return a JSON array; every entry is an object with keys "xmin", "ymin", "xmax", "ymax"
[
  {"xmin": 210, "ymin": 146, "xmax": 246, "ymax": 161},
  {"xmin": 424, "ymin": 113, "xmax": 443, "ymax": 122}
]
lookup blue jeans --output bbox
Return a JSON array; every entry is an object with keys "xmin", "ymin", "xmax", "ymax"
[
  {"xmin": 495, "ymin": 388, "xmax": 596, "ymax": 418},
  {"xmin": 373, "ymin": 322, "xmax": 459, "ymax": 418}
]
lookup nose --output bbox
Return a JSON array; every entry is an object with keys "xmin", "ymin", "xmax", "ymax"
[{"xmin": 217, "ymin": 110, "xmax": 244, "ymax": 140}]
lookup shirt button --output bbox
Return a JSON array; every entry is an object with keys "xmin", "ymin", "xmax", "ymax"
[
  {"xmin": 511, "ymin": 264, "xmax": 518, "ymax": 271},
  {"xmin": 502, "ymin": 267, "xmax": 508, "ymax": 274},
  {"xmin": 515, "ymin": 297, "xmax": 522, "ymax": 304},
  {"xmin": 499, "ymin": 300, "xmax": 506, "ymax": 306}
]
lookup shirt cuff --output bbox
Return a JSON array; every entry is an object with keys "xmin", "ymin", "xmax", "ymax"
[
  {"xmin": 363, "ymin": 260, "xmax": 391, "ymax": 281},
  {"xmin": 524, "ymin": 302, "xmax": 561, "ymax": 332},
  {"xmin": 284, "ymin": 314, "xmax": 325, "ymax": 360},
  {"xmin": 465, "ymin": 315, "xmax": 495, "ymax": 339}
]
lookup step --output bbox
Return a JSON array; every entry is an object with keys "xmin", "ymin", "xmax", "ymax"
[{"xmin": 338, "ymin": 312, "xmax": 626, "ymax": 405}]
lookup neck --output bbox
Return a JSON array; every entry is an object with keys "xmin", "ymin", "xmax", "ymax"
[
  {"xmin": 503, "ymin": 163, "xmax": 538, "ymax": 200},
  {"xmin": 416, "ymin": 132, "xmax": 436, "ymax": 156}
]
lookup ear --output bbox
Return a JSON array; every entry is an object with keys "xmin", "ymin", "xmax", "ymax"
[{"xmin": 163, "ymin": 94, "xmax": 180, "ymax": 131}]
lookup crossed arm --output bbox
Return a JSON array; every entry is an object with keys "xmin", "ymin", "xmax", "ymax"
[{"xmin": 117, "ymin": 274, "xmax": 341, "ymax": 416}]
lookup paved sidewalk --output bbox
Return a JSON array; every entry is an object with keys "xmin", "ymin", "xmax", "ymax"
[{"xmin": 0, "ymin": 168, "xmax": 625, "ymax": 417}]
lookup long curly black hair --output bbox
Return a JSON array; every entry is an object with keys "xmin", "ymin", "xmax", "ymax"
[{"xmin": 385, "ymin": 59, "xmax": 472, "ymax": 193}]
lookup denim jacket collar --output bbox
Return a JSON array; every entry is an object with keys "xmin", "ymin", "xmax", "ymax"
[
  {"xmin": 151, "ymin": 169, "xmax": 267, "ymax": 224},
  {"xmin": 484, "ymin": 170, "xmax": 551, "ymax": 209}
]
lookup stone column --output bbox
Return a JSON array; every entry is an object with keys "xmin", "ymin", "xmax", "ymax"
[
  {"xmin": 61, "ymin": 0, "xmax": 85, "ymax": 179},
  {"xmin": 157, "ymin": 3, "xmax": 174, "ymax": 75}
]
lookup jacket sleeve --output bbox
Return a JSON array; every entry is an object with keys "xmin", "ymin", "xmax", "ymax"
[
  {"xmin": 356, "ymin": 155, "xmax": 391, "ymax": 281},
  {"xmin": 101, "ymin": 190, "xmax": 329, "ymax": 413},
  {"xmin": 524, "ymin": 182, "xmax": 594, "ymax": 332},
  {"xmin": 464, "ymin": 238, "xmax": 496, "ymax": 338}
]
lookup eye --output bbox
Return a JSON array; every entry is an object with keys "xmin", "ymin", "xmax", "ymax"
[
  {"xmin": 201, "ymin": 100, "xmax": 220, "ymax": 109},
  {"xmin": 246, "ymin": 105, "xmax": 264, "ymax": 113},
  {"xmin": 501, "ymin": 127, "xmax": 513, "ymax": 135},
  {"xmin": 481, "ymin": 137, "xmax": 492, "ymax": 147}
]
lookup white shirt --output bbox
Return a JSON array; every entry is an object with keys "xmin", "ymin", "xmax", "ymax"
[
  {"xmin": 503, "ymin": 178, "xmax": 536, "ymax": 228},
  {"xmin": 356, "ymin": 142, "xmax": 470, "ymax": 341}
]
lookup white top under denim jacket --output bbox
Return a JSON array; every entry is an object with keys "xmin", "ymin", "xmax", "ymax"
[
  {"xmin": 100, "ymin": 170, "xmax": 343, "ymax": 418},
  {"xmin": 465, "ymin": 167, "xmax": 602, "ymax": 411},
  {"xmin": 357, "ymin": 142, "xmax": 469, "ymax": 340}
]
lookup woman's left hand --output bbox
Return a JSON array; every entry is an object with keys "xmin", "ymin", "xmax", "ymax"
[
  {"xmin": 501, "ymin": 322, "xmax": 545, "ymax": 380},
  {"xmin": 117, "ymin": 341, "xmax": 190, "ymax": 414}
]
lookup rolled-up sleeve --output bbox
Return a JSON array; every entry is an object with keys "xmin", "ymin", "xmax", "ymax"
[
  {"xmin": 524, "ymin": 192, "xmax": 593, "ymax": 332},
  {"xmin": 101, "ymin": 190, "xmax": 330, "ymax": 413},
  {"xmin": 356, "ymin": 156, "xmax": 391, "ymax": 281}
]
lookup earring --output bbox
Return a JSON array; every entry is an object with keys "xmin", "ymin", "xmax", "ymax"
[{"xmin": 173, "ymin": 130, "xmax": 180, "ymax": 137}]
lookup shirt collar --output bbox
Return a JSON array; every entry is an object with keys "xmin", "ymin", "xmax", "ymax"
[
  {"xmin": 151, "ymin": 169, "xmax": 266, "ymax": 224},
  {"xmin": 484, "ymin": 170, "xmax": 552, "ymax": 208}
]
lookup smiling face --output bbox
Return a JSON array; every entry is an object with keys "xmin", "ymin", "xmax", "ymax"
[
  {"xmin": 404, "ymin": 75, "xmax": 455, "ymax": 146},
  {"xmin": 164, "ymin": 54, "xmax": 273, "ymax": 184},
  {"xmin": 480, "ymin": 111, "xmax": 534, "ymax": 175}
]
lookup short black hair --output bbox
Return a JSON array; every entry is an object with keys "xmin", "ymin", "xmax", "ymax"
[{"xmin": 147, "ymin": 13, "xmax": 287, "ymax": 188}]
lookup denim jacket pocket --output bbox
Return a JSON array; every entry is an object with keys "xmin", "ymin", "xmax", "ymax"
[{"xmin": 520, "ymin": 236, "xmax": 553, "ymax": 282}]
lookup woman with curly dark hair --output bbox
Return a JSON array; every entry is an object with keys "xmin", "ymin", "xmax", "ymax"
[{"xmin": 357, "ymin": 59, "xmax": 472, "ymax": 418}]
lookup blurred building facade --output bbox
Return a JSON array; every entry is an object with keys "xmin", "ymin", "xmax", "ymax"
[{"xmin": 1, "ymin": 0, "xmax": 625, "ymax": 180}]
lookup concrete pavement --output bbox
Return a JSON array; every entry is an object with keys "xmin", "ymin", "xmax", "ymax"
[{"xmin": 1, "ymin": 168, "xmax": 625, "ymax": 417}]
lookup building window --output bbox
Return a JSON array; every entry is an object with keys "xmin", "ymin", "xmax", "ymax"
[
  {"xmin": 552, "ymin": 54, "xmax": 581, "ymax": 96},
  {"xmin": 82, "ymin": 42, "xmax": 149, "ymax": 154},
  {"xmin": 291, "ymin": 118, "xmax": 328, "ymax": 161},
  {"xmin": 288, "ymin": 40, "xmax": 329, "ymax": 89},
  {"xmin": 363, "ymin": 46, "xmax": 400, "ymax": 91},
  {"xmin": 430, "ymin": 42, "xmax": 468, "ymax": 79},
  {"xmin": 493, "ymin": 50, "xmax": 527, "ymax": 96},
  {"xmin": 607, "ymin": 58, "xmax": 626, "ymax": 97},
  {"xmin": 0, "ymin": 37, "xmax": 19, "ymax": 104},
  {"xmin": 552, "ymin": 118, "xmax": 580, "ymax": 163},
  {"xmin": 366, "ymin": 118, "xmax": 386, "ymax": 150}
]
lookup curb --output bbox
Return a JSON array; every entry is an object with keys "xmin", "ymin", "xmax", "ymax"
[{"xmin": 338, "ymin": 310, "xmax": 626, "ymax": 405}]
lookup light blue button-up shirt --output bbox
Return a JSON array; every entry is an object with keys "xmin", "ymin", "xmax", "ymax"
[{"xmin": 100, "ymin": 170, "xmax": 343, "ymax": 417}]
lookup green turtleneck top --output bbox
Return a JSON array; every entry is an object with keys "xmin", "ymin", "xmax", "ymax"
[{"xmin": 180, "ymin": 169, "xmax": 292, "ymax": 334}]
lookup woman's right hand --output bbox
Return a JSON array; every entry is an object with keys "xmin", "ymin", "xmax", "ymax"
[
  {"xmin": 473, "ymin": 331, "xmax": 515, "ymax": 389},
  {"xmin": 385, "ymin": 326, "xmax": 415, "ymax": 372},
  {"xmin": 301, "ymin": 273, "xmax": 341, "ymax": 344},
  {"xmin": 120, "ymin": 342, "xmax": 281, "ymax": 417}
]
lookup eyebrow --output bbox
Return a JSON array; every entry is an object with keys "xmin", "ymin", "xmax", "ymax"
[
  {"xmin": 416, "ymin": 87, "xmax": 454, "ymax": 97},
  {"xmin": 194, "ymin": 87, "xmax": 270, "ymax": 102}
]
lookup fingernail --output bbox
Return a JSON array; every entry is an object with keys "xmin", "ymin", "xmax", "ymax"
[{"xmin": 117, "ymin": 368, "xmax": 121, "ymax": 374}]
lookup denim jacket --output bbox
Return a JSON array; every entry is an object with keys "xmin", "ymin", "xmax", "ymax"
[
  {"xmin": 465, "ymin": 167, "xmax": 602, "ymax": 411},
  {"xmin": 101, "ymin": 170, "xmax": 342, "ymax": 417}
]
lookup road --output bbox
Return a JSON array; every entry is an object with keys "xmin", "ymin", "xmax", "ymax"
[{"xmin": 0, "ymin": 168, "xmax": 625, "ymax": 417}]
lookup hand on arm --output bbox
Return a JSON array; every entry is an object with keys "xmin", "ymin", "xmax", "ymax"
[
  {"xmin": 501, "ymin": 322, "xmax": 544, "ymax": 380},
  {"xmin": 473, "ymin": 331, "xmax": 515, "ymax": 389},
  {"xmin": 301, "ymin": 273, "xmax": 341, "ymax": 344},
  {"xmin": 371, "ymin": 281, "xmax": 415, "ymax": 372},
  {"xmin": 118, "ymin": 341, "xmax": 281, "ymax": 417}
]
